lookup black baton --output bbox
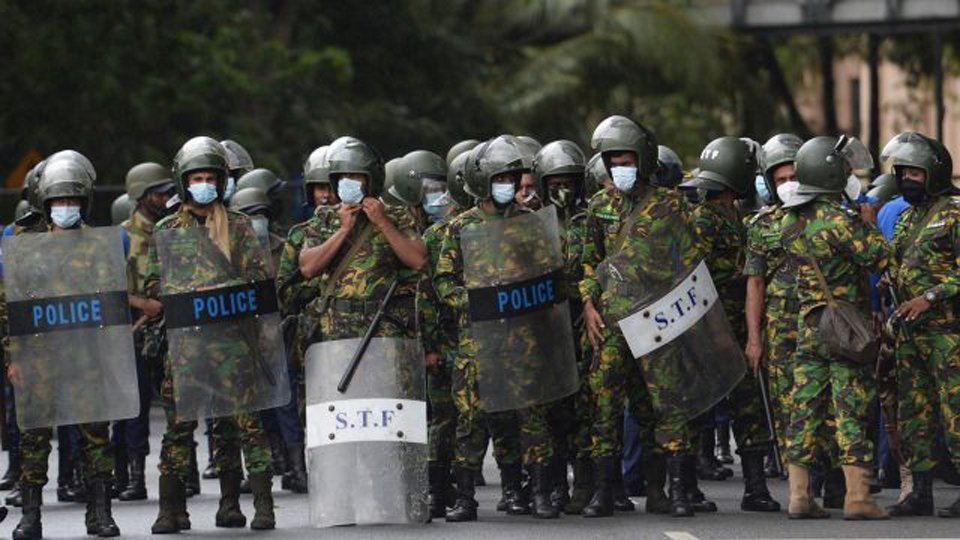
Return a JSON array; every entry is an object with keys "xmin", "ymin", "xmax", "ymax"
[{"xmin": 337, "ymin": 278, "xmax": 399, "ymax": 393}]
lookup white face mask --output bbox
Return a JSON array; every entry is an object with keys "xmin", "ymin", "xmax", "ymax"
[
  {"xmin": 337, "ymin": 177, "xmax": 365, "ymax": 205},
  {"xmin": 187, "ymin": 182, "xmax": 218, "ymax": 205},
  {"xmin": 776, "ymin": 180, "xmax": 800, "ymax": 206},
  {"xmin": 422, "ymin": 192, "xmax": 448, "ymax": 221},
  {"xmin": 844, "ymin": 174, "xmax": 862, "ymax": 202},
  {"xmin": 491, "ymin": 183, "xmax": 515, "ymax": 205},
  {"xmin": 50, "ymin": 205, "xmax": 82, "ymax": 228},
  {"xmin": 610, "ymin": 166, "xmax": 638, "ymax": 193},
  {"xmin": 223, "ymin": 176, "xmax": 237, "ymax": 201}
]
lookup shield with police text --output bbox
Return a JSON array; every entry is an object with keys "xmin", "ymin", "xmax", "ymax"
[
  {"xmin": 155, "ymin": 224, "xmax": 290, "ymax": 421},
  {"xmin": 598, "ymin": 251, "xmax": 745, "ymax": 424},
  {"xmin": 304, "ymin": 338, "xmax": 428, "ymax": 528},
  {"xmin": 460, "ymin": 205, "xmax": 579, "ymax": 412},
  {"xmin": 2, "ymin": 227, "xmax": 139, "ymax": 429}
]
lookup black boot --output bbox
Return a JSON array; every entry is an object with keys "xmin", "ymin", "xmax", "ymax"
[
  {"xmin": 764, "ymin": 448, "xmax": 781, "ymax": 479},
  {"xmin": 683, "ymin": 455, "xmax": 717, "ymax": 513},
  {"xmin": 888, "ymin": 471, "xmax": 933, "ymax": 516},
  {"xmin": 549, "ymin": 457, "xmax": 570, "ymax": 511},
  {"xmin": 201, "ymin": 437, "xmax": 218, "ymax": 480},
  {"xmin": 57, "ymin": 448, "xmax": 74, "ymax": 502},
  {"xmin": 644, "ymin": 453, "xmax": 672, "ymax": 514},
  {"xmin": 564, "ymin": 458, "xmax": 594, "ymax": 515},
  {"xmin": 530, "ymin": 464, "xmax": 559, "ymax": 519},
  {"xmin": 612, "ymin": 459, "xmax": 635, "ymax": 512},
  {"xmin": 717, "ymin": 421, "xmax": 734, "ymax": 464},
  {"xmin": 90, "ymin": 480, "xmax": 121, "ymax": 537},
  {"xmin": 151, "ymin": 474, "xmax": 189, "ymax": 534},
  {"xmin": 284, "ymin": 443, "xmax": 308, "ymax": 494},
  {"xmin": 938, "ymin": 493, "xmax": 960, "ymax": 518},
  {"xmin": 6, "ymin": 484, "xmax": 22, "ymax": 507},
  {"xmin": 445, "ymin": 467, "xmax": 478, "ymax": 522},
  {"xmin": 0, "ymin": 450, "xmax": 21, "ymax": 491},
  {"xmin": 740, "ymin": 450, "xmax": 781, "ymax": 512},
  {"xmin": 185, "ymin": 444, "xmax": 200, "ymax": 497},
  {"xmin": 119, "ymin": 454, "xmax": 147, "ymax": 501},
  {"xmin": 667, "ymin": 455, "xmax": 694, "ymax": 517},
  {"xmin": 582, "ymin": 456, "xmax": 616, "ymax": 518},
  {"xmin": 500, "ymin": 464, "xmax": 529, "ymax": 515},
  {"xmin": 249, "ymin": 472, "xmax": 275, "ymax": 530},
  {"xmin": 12, "ymin": 484, "xmax": 41, "ymax": 540},
  {"xmin": 113, "ymin": 449, "xmax": 129, "ymax": 499},
  {"xmin": 697, "ymin": 429, "xmax": 732, "ymax": 481},
  {"xmin": 428, "ymin": 464, "xmax": 450, "ymax": 519},
  {"xmin": 215, "ymin": 470, "xmax": 246, "ymax": 528},
  {"xmin": 68, "ymin": 463, "xmax": 87, "ymax": 503},
  {"xmin": 822, "ymin": 466, "xmax": 846, "ymax": 509}
]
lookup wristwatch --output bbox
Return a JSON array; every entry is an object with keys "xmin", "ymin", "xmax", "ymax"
[{"xmin": 924, "ymin": 290, "xmax": 937, "ymax": 303}]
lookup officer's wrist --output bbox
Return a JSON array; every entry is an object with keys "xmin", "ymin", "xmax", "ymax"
[{"xmin": 923, "ymin": 288, "xmax": 940, "ymax": 304}]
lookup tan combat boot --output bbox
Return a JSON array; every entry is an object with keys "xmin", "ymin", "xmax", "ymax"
[
  {"xmin": 842, "ymin": 465, "xmax": 889, "ymax": 520},
  {"xmin": 787, "ymin": 464, "xmax": 830, "ymax": 519}
]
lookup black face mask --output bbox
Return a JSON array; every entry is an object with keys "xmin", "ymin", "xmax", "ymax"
[{"xmin": 900, "ymin": 181, "xmax": 926, "ymax": 205}]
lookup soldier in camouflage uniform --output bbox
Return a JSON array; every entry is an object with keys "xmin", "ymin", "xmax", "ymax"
[
  {"xmin": 237, "ymin": 167, "xmax": 289, "ymax": 237},
  {"xmin": 221, "ymin": 139, "xmax": 255, "ymax": 204},
  {"xmin": 579, "ymin": 116, "xmax": 702, "ymax": 518},
  {"xmin": 679, "ymin": 137, "xmax": 780, "ymax": 513},
  {"xmin": 779, "ymin": 136, "xmax": 890, "ymax": 520},
  {"xmin": 435, "ymin": 135, "xmax": 560, "ymax": 521},
  {"xmin": 146, "ymin": 137, "xmax": 276, "ymax": 533},
  {"xmin": 883, "ymin": 132, "xmax": 960, "ymax": 518},
  {"xmin": 113, "ymin": 162, "xmax": 176, "ymax": 503},
  {"xmin": 10, "ymin": 154, "xmax": 121, "ymax": 539}
]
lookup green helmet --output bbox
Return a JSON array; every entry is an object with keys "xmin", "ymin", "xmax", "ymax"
[
  {"xmin": 515, "ymin": 136, "xmax": 542, "ymax": 169},
  {"xmin": 220, "ymin": 139, "xmax": 254, "ymax": 177},
  {"xmin": 884, "ymin": 132, "xmax": 954, "ymax": 196},
  {"xmin": 447, "ymin": 152, "xmax": 474, "ymax": 209},
  {"xmin": 590, "ymin": 115, "xmax": 658, "ymax": 181},
  {"xmin": 172, "ymin": 136, "xmax": 229, "ymax": 201},
  {"xmin": 47, "ymin": 150, "xmax": 97, "ymax": 183},
  {"xmin": 390, "ymin": 150, "xmax": 447, "ymax": 206},
  {"xmin": 760, "ymin": 133, "xmax": 803, "ymax": 203},
  {"xmin": 237, "ymin": 168, "xmax": 283, "ymax": 194},
  {"xmin": 327, "ymin": 136, "xmax": 385, "ymax": 198},
  {"xmin": 382, "ymin": 158, "xmax": 405, "ymax": 207},
  {"xmin": 533, "ymin": 140, "xmax": 585, "ymax": 197},
  {"xmin": 14, "ymin": 199, "xmax": 31, "ymax": 221},
  {"xmin": 446, "ymin": 139, "xmax": 480, "ymax": 166},
  {"xmin": 23, "ymin": 162, "xmax": 45, "ymax": 213},
  {"xmin": 794, "ymin": 136, "xmax": 849, "ymax": 196},
  {"xmin": 585, "ymin": 152, "xmax": 609, "ymax": 196},
  {"xmin": 682, "ymin": 137, "xmax": 757, "ymax": 196},
  {"xmin": 303, "ymin": 145, "xmax": 331, "ymax": 204},
  {"xmin": 465, "ymin": 135, "xmax": 527, "ymax": 200},
  {"xmin": 38, "ymin": 157, "xmax": 94, "ymax": 217},
  {"xmin": 866, "ymin": 173, "xmax": 898, "ymax": 204},
  {"xmin": 228, "ymin": 187, "xmax": 271, "ymax": 215},
  {"xmin": 111, "ymin": 193, "xmax": 133, "ymax": 225},
  {"xmin": 652, "ymin": 145, "xmax": 684, "ymax": 188},
  {"xmin": 125, "ymin": 162, "xmax": 173, "ymax": 201}
]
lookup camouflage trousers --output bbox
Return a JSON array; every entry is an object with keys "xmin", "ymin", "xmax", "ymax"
[
  {"xmin": 787, "ymin": 320, "xmax": 876, "ymax": 468},
  {"xmin": 764, "ymin": 297, "xmax": 798, "ymax": 462},
  {"xmin": 20, "ymin": 422, "xmax": 112, "ymax": 487},
  {"xmin": 589, "ymin": 326, "xmax": 693, "ymax": 458},
  {"xmin": 896, "ymin": 329, "xmax": 960, "ymax": 472},
  {"xmin": 723, "ymin": 307, "xmax": 773, "ymax": 454},
  {"xmin": 567, "ymin": 335, "xmax": 596, "ymax": 460},
  {"xmin": 451, "ymin": 355, "xmax": 525, "ymax": 471},
  {"xmin": 158, "ymin": 368, "xmax": 272, "ymax": 479},
  {"xmin": 428, "ymin": 358, "xmax": 456, "ymax": 464}
]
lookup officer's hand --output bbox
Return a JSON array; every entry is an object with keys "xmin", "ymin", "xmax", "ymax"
[
  {"xmin": 583, "ymin": 299, "xmax": 606, "ymax": 349},
  {"xmin": 425, "ymin": 352, "xmax": 441, "ymax": 374},
  {"xmin": 361, "ymin": 198, "xmax": 390, "ymax": 229},
  {"xmin": 895, "ymin": 295, "xmax": 932, "ymax": 322},
  {"xmin": 745, "ymin": 338, "xmax": 764, "ymax": 373},
  {"xmin": 858, "ymin": 202, "xmax": 877, "ymax": 226},
  {"xmin": 338, "ymin": 203, "xmax": 362, "ymax": 232},
  {"xmin": 142, "ymin": 299, "xmax": 164, "ymax": 319},
  {"xmin": 6, "ymin": 364, "xmax": 21, "ymax": 388}
]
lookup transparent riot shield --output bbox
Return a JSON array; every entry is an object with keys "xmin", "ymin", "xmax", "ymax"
[
  {"xmin": 598, "ymin": 252, "xmax": 746, "ymax": 424},
  {"xmin": 155, "ymin": 224, "xmax": 290, "ymax": 421},
  {"xmin": 304, "ymin": 338, "xmax": 428, "ymax": 527},
  {"xmin": 2, "ymin": 227, "xmax": 139, "ymax": 429},
  {"xmin": 460, "ymin": 206, "xmax": 579, "ymax": 412}
]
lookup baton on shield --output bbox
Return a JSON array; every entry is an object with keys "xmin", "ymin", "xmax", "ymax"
[
  {"xmin": 757, "ymin": 367, "xmax": 783, "ymax": 477},
  {"xmin": 337, "ymin": 278, "xmax": 399, "ymax": 393}
]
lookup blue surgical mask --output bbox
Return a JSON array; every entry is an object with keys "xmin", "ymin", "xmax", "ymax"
[
  {"xmin": 610, "ymin": 166, "xmax": 638, "ymax": 193},
  {"xmin": 50, "ymin": 205, "xmax": 81, "ymax": 228},
  {"xmin": 755, "ymin": 175, "xmax": 770, "ymax": 204},
  {"xmin": 223, "ymin": 176, "xmax": 237, "ymax": 201},
  {"xmin": 423, "ymin": 192, "xmax": 448, "ymax": 221},
  {"xmin": 337, "ymin": 178, "xmax": 365, "ymax": 205},
  {"xmin": 187, "ymin": 182, "xmax": 219, "ymax": 205},
  {"xmin": 491, "ymin": 183, "xmax": 515, "ymax": 205}
]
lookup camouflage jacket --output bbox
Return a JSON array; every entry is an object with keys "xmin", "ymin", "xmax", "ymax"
[
  {"xmin": 579, "ymin": 185, "xmax": 699, "ymax": 321},
  {"xmin": 780, "ymin": 197, "xmax": 890, "ymax": 318},
  {"xmin": 122, "ymin": 208, "xmax": 155, "ymax": 298},
  {"xmin": 276, "ymin": 205, "xmax": 339, "ymax": 318},
  {"xmin": 743, "ymin": 205, "xmax": 797, "ymax": 300},
  {"xmin": 419, "ymin": 218, "xmax": 457, "ymax": 356},
  {"xmin": 891, "ymin": 194, "xmax": 960, "ymax": 328},
  {"xmin": 690, "ymin": 200, "xmax": 746, "ymax": 311}
]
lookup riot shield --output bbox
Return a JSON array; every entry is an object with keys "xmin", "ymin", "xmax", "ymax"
[
  {"xmin": 598, "ymin": 252, "xmax": 745, "ymax": 424},
  {"xmin": 304, "ymin": 338, "xmax": 428, "ymax": 528},
  {"xmin": 2, "ymin": 227, "xmax": 139, "ymax": 429},
  {"xmin": 155, "ymin": 224, "xmax": 290, "ymax": 421},
  {"xmin": 460, "ymin": 206, "xmax": 579, "ymax": 412}
]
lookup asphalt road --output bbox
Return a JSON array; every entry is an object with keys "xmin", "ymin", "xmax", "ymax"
[{"xmin": 1, "ymin": 407, "xmax": 958, "ymax": 540}]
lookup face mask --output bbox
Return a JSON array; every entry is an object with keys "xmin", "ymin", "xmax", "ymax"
[
  {"xmin": 548, "ymin": 186, "xmax": 575, "ymax": 209},
  {"xmin": 423, "ymin": 192, "xmax": 448, "ymax": 221},
  {"xmin": 491, "ymin": 183, "xmax": 515, "ymax": 205},
  {"xmin": 250, "ymin": 216, "xmax": 270, "ymax": 247},
  {"xmin": 610, "ymin": 166, "xmax": 638, "ymax": 193},
  {"xmin": 755, "ymin": 175, "xmax": 770, "ymax": 204},
  {"xmin": 223, "ymin": 176, "xmax": 237, "ymax": 201},
  {"xmin": 337, "ymin": 178, "xmax": 365, "ymax": 205},
  {"xmin": 50, "ymin": 205, "xmax": 82, "ymax": 228},
  {"xmin": 188, "ymin": 183, "xmax": 219, "ymax": 205},
  {"xmin": 900, "ymin": 181, "xmax": 926, "ymax": 205},
  {"xmin": 844, "ymin": 174, "xmax": 862, "ymax": 203},
  {"xmin": 776, "ymin": 181, "xmax": 801, "ymax": 206}
]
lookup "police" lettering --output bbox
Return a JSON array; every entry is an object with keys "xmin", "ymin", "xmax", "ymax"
[
  {"xmin": 496, "ymin": 278, "xmax": 555, "ymax": 315},
  {"xmin": 31, "ymin": 299, "xmax": 102, "ymax": 329},
  {"xmin": 192, "ymin": 289, "xmax": 258, "ymax": 321}
]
